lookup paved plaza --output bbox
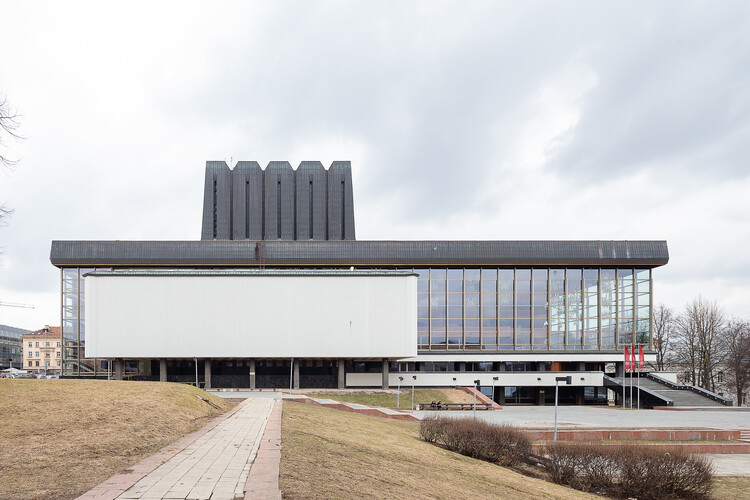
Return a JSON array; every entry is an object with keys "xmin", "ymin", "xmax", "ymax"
[
  {"xmin": 116, "ymin": 397, "xmax": 275, "ymax": 500},
  {"xmin": 417, "ymin": 405, "xmax": 750, "ymax": 428}
]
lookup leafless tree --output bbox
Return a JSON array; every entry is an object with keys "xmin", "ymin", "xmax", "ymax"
[
  {"xmin": 674, "ymin": 296, "xmax": 726, "ymax": 392},
  {"xmin": 1, "ymin": 94, "xmax": 22, "ymax": 226},
  {"xmin": 723, "ymin": 319, "xmax": 750, "ymax": 406},
  {"xmin": 652, "ymin": 304, "xmax": 675, "ymax": 371}
]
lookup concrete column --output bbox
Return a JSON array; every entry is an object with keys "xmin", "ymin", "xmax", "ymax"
[
  {"xmin": 577, "ymin": 361, "xmax": 586, "ymax": 372},
  {"xmin": 293, "ymin": 359, "xmax": 300, "ymax": 389},
  {"xmin": 159, "ymin": 359, "xmax": 167, "ymax": 382},
  {"xmin": 537, "ymin": 361, "xmax": 547, "ymax": 372},
  {"xmin": 338, "ymin": 359, "xmax": 345, "ymax": 389},
  {"xmin": 615, "ymin": 362, "xmax": 624, "ymax": 378},
  {"xmin": 496, "ymin": 386, "xmax": 506, "ymax": 405},
  {"xmin": 537, "ymin": 388, "xmax": 546, "ymax": 406},
  {"xmin": 382, "ymin": 359, "xmax": 389, "ymax": 389},
  {"xmin": 249, "ymin": 359, "xmax": 256, "ymax": 389},
  {"xmin": 458, "ymin": 362, "xmax": 466, "ymax": 372},
  {"xmin": 114, "ymin": 359, "xmax": 123, "ymax": 380},
  {"xmin": 576, "ymin": 387, "xmax": 584, "ymax": 405},
  {"xmin": 204, "ymin": 359, "xmax": 212, "ymax": 389},
  {"xmin": 498, "ymin": 362, "xmax": 507, "ymax": 372}
]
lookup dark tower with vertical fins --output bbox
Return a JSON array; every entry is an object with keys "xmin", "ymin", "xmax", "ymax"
[{"xmin": 200, "ymin": 161, "xmax": 356, "ymax": 241}]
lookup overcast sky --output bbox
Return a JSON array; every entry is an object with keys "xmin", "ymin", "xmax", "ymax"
[{"xmin": 1, "ymin": 1, "xmax": 750, "ymax": 330}]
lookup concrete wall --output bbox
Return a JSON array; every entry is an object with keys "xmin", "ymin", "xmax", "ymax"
[{"xmin": 86, "ymin": 274, "xmax": 416, "ymax": 359}]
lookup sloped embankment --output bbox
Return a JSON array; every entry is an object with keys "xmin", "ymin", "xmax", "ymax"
[{"xmin": 0, "ymin": 379, "xmax": 232, "ymax": 499}]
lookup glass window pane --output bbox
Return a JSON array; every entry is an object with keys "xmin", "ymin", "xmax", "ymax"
[
  {"xmin": 481, "ymin": 269, "xmax": 497, "ymax": 280},
  {"xmin": 78, "ymin": 268, "xmax": 94, "ymax": 278},
  {"xmin": 533, "ymin": 280, "xmax": 547, "ymax": 293},
  {"xmin": 601, "ymin": 269, "xmax": 616, "ymax": 280},
  {"xmin": 636, "ymin": 269, "xmax": 650, "ymax": 280},
  {"xmin": 63, "ymin": 306, "xmax": 77, "ymax": 319},
  {"xmin": 583, "ymin": 269, "xmax": 598, "ymax": 280},
  {"xmin": 567, "ymin": 269, "xmax": 582, "ymax": 280},
  {"xmin": 447, "ymin": 293, "xmax": 462, "ymax": 305},
  {"xmin": 465, "ymin": 269, "xmax": 480, "ymax": 280},
  {"xmin": 430, "ymin": 269, "xmax": 446, "ymax": 280},
  {"xmin": 617, "ymin": 269, "xmax": 633, "ymax": 278},
  {"xmin": 417, "ymin": 280, "xmax": 428, "ymax": 293},
  {"xmin": 498, "ymin": 281, "xmax": 513, "ymax": 293},
  {"xmin": 532, "ymin": 269, "xmax": 548, "ymax": 279},
  {"xmin": 447, "ymin": 269, "xmax": 463, "ymax": 280},
  {"xmin": 498, "ymin": 270, "xmax": 514, "ymax": 280},
  {"xmin": 465, "ymin": 280, "xmax": 480, "ymax": 293},
  {"xmin": 481, "ymin": 293, "xmax": 496, "ymax": 307},
  {"xmin": 499, "ymin": 306, "xmax": 514, "ymax": 318},
  {"xmin": 63, "ymin": 294, "xmax": 79, "ymax": 307},
  {"xmin": 465, "ymin": 306, "xmax": 479, "ymax": 319},
  {"xmin": 63, "ymin": 268, "xmax": 78, "ymax": 280},
  {"xmin": 516, "ymin": 281, "xmax": 531, "ymax": 293},
  {"xmin": 516, "ymin": 269, "xmax": 531, "ymax": 280},
  {"xmin": 481, "ymin": 280, "xmax": 496, "ymax": 292},
  {"xmin": 516, "ymin": 293, "xmax": 531, "ymax": 306},
  {"xmin": 431, "ymin": 293, "xmax": 446, "ymax": 306},
  {"xmin": 448, "ymin": 306, "xmax": 462, "ymax": 318},
  {"xmin": 430, "ymin": 280, "xmax": 446, "ymax": 292},
  {"xmin": 63, "ymin": 280, "xmax": 78, "ymax": 293},
  {"xmin": 465, "ymin": 293, "xmax": 480, "ymax": 306},
  {"xmin": 431, "ymin": 306, "xmax": 446, "ymax": 319},
  {"xmin": 447, "ymin": 280, "xmax": 463, "ymax": 292}
]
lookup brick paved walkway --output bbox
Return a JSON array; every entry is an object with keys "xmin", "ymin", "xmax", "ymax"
[{"xmin": 116, "ymin": 398, "xmax": 274, "ymax": 500}]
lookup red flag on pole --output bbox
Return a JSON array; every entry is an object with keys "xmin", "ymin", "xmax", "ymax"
[
  {"xmin": 624, "ymin": 346, "xmax": 631, "ymax": 371},
  {"xmin": 631, "ymin": 346, "xmax": 637, "ymax": 370},
  {"xmin": 638, "ymin": 345, "xmax": 645, "ymax": 369}
]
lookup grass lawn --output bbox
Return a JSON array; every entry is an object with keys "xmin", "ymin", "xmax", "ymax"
[
  {"xmin": 0, "ymin": 379, "xmax": 232, "ymax": 500},
  {"xmin": 304, "ymin": 388, "xmax": 473, "ymax": 408},
  {"xmin": 712, "ymin": 477, "xmax": 750, "ymax": 499},
  {"xmin": 280, "ymin": 401, "xmax": 597, "ymax": 500}
]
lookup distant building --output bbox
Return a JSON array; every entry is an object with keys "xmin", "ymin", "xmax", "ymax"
[
  {"xmin": 22, "ymin": 326, "xmax": 62, "ymax": 373},
  {"xmin": 0, "ymin": 324, "xmax": 30, "ymax": 369}
]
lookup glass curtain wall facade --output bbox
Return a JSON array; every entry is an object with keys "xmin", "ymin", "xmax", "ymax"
[
  {"xmin": 60, "ymin": 266, "xmax": 652, "ymax": 376},
  {"xmin": 416, "ymin": 268, "xmax": 652, "ymax": 351},
  {"xmin": 61, "ymin": 268, "xmax": 110, "ymax": 376}
]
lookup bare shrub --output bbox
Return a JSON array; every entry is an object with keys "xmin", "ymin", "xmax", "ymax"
[
  {"xmin": 420, "ymin": 417, "xmax": 531, "ymax": 467},
  {"xmin": 618, "ymin": 446, "xmax": 713, "ymax": 499},
  {"xmin": 419, "ymin": 416, "xmax": 449, "ymax": 444},
  {"xmin": 544, "ymin": 442, "xmax": 713, "ymax": 499}
]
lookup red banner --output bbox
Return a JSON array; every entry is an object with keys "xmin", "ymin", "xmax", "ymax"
[
  {"xmin": 638, "ymin": 344, "xmax": 644, "ymax": 369},
  {"xmin": 624, "ymin": 346, "xmax": 631, "ymax": 371}
]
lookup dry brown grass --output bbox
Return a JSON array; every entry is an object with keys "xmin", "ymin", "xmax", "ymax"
[
  {"xmin": 0, "ymin": 379, "xmax": 232, "ymax": 500},
  {"xmin": 280, "ymin": 402, "xmax": 596, "ymax": 500},
  {"xmin": 302, "ymin": 388, "xmax": 474, "ymax": 408},
  {"xmin": 712, "ymin": 477, "xmax": 750, "ymax": 499}
]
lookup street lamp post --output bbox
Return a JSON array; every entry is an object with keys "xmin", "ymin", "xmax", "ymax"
[
  {"xmin": 554, "ymin": 376, "xmax": 572, "ymax": 442},
  {"xmin": 473, "ymin": 379, "xmax": 480, "ymax": 418},
  {"xmin": 397, "ymin": 376, "xmax": 403, "ymax": 409},
  {"xmin": 411, "ymin": 375, "xmax": 416, "ymax": 411},
  {"xmin": 193, "ymin": 357, "xmax": 198, "ymax": 388}
]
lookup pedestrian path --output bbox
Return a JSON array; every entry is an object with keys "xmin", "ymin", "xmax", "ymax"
[{"xmin": 116, "ymin": 398, "xmax": 274, "ymax": 500}]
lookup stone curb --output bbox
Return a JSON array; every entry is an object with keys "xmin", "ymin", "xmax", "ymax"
[{"xmin": 76, "ymin": 398, "xmax": 251, "ymax": 500}]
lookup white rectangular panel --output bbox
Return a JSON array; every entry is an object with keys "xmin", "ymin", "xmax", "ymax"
[{"xmin": 85, "ymin": 274, "xmax": 417, "ymax": 359}]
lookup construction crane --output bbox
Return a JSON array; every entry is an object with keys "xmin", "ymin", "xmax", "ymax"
[{"xmin": 0, "ymin": 301, "xmax": 35, "ymax": 309}]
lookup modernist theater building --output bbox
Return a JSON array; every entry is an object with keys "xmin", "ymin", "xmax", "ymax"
[{"xmin": 50, "ymin": 161, "xmax": 669, "ymax": 405}]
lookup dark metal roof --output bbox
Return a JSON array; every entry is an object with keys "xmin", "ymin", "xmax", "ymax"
[
  {"xmin": 50, "ymin": 240, "xmax": 669, "ymax": 267},
  {"xmin": 86, "ymin": 269, "xmax": 416, "ymax": 277}
]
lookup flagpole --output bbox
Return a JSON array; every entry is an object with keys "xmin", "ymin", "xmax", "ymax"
[
  {"xmin": 630, "ymin": 341, "xmax": 633, "ymax": 409},
  {"xmin": 622, "ymin": 346, "xmax": 628, "ymax": 410},
  {"xmin": 637, "ymin": 344, "xmax": 643, "ymax": 410}
]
